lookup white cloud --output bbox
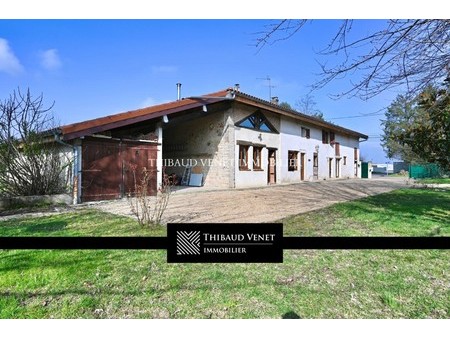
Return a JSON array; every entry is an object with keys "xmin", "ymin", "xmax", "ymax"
[
  {"xmin": 141, "ymin": 96, "xmax": 157, "ymax": 107},
  {"xmin": 39, "ymin": 49, "xmax": 62, "ymax": 70},
  {"xmin": 0, "ymin": 38, "xmax": 24, "ymax": 75},
  {"xmin": 151, "ymin": 65, "xmax": 177, "ymax": 74},
  {"xmin": 139, "ymin": 96, "xmax": 170, "ymax": 108}
]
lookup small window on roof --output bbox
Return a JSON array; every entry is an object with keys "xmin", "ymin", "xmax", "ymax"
[{"xmin": 236, "ymin": 111, "xmax": 278, "ymax": 133}]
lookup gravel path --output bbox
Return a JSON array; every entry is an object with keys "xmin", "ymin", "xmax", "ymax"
[{"xmin": 89, "ymin": 176, "xmax": 410, "ymax": 223}]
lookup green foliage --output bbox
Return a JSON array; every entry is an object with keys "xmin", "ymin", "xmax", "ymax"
[
  {"xmin": 382, "ymin": 82, "xmax": 450, "ymax": 169},
  {"xmin": 381, "ymin": 95, "xmax": 423, "ymax": 163},
  {"xmin": 404, "ymin": 84, "xmax": 450, "ymax": 169},
  {"xmin": 278, "ymin": 101, "xmax": 293, "ymax": 110}
]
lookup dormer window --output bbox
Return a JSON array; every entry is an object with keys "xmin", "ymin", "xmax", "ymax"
[{"xmin": 236, "ymin": 111, "xmax": 278, "ymax": 133}]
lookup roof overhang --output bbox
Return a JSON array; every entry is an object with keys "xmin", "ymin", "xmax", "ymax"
[
  {"xmin": 233, "ymin": 93, "xmax": 368, "ymax": 140},
  {"xmin": 60, "ymin": 94, "xmax": 227, "ymax": 141},
  {"xmin": 58, "ymin": 88, "xmax": 368, "ymax": 141}
]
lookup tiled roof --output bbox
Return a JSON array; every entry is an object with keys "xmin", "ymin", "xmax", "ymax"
[
  {"xmin": 59, "ymin": 88, "xmax": 368, "ymax": 140},
  {"xmin": 60, "ymin": 90, "xmax": 229, "ymax": 140},
  {"xmin": 233, "ymin": 91, "xmax": 369, "ymax": 139}
]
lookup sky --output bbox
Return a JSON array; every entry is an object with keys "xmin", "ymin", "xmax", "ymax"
[{"xmin": 0, "ymin": 18, "xmax": 415, "ymax": 163}]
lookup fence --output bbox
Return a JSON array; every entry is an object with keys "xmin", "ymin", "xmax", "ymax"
[{"xmin": 409, "ymin": 164, "xmax": 441, "ymax": 179}]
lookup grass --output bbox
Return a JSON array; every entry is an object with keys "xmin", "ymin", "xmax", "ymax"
[
  {"xmin": 416, "ymin": 178, "xmax": 450, "ymax": 184},
  {"xmin": 283, "ymin": 188, "xmax": 450, "ymax": 237},
  {"xmin": 0, "ymin": 188, "xmax": 449, "ymax": 319}
]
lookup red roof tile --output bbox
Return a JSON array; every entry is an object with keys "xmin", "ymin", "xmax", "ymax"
[
  {"xmin": 59, "ymin": 88, "xmax": 368, "ymax": 141},
  {"xmin": 60, "ymin": 90, "xmax": 229, "ymax": 140}
]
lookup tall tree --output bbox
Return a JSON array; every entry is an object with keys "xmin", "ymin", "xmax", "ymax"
[
  {"xmin": 403, "ymin": 84, "xmax": 450, "ymax": 169},
  {"xmin": 381, "ymin": 95, "xmax": 422, "ymax": 163},
  {"xmin": 296, "ymin": 93, "xmax": 324, "ymax": 119},
  {"xmin": 382, "ymin": 83, "xmax": 450, "ymax": 169},
  {"xmin": 256, "ymin": 20, "xmax": 450, "ymax": 99}
]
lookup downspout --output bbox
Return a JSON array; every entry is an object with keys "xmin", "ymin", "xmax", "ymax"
[{"xmin": 54, "ymin": 133, "xmax": 79, "ymax": 205}]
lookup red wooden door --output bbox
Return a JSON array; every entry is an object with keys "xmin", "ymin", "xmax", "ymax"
[
  {"xmin": 81, "ymin": 138, "xmax": 157, "ymax": 202},
  {"xmin": 81, "ymin": 139, "xmax": 122, "ymax": 202},
  {"xmin": 313, "ymin": 153, "xmax": 318, "ymax": 179},
  {"xmin": 122, "ymin": 142, "xmax": 157, "ymax": 197},
  {"xmin": 267, "ymin": 149, "xmax": 276, "ymax": 184}
]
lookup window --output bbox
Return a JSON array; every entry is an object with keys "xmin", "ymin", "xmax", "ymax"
[
  {"xmin": 253, "ymin": 147, "xmax": 262, "ymax": 170},
  {"xmin": 334, "ymin": 142, "xmax": 340, "ymax": 156},
  {"xmin": 330, "ymin": 132, "xmax": 335, "ymax": 143},
  {"xmin": 239, "ymin": 145, "xmax": 249, "ymax": 170},
  {"xmin": 322, "ymin": 130, "xmax": 329, "ymax": 144},
  {"xmin": 343, "ymin": 156, "xmax": 347, "ymax": 165},
  {"xmin": 301, "ymin": 127, "xmax": 310, "ymax": 139},
  {"xmin": 236, "ymin": 111, "xmax": 278, "ymax": 133},
  {"xmin": 288, "ymin": 151, "xmax": 298, "ymax": 171}
]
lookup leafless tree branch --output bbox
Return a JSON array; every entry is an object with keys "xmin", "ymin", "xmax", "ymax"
[
  {"xmin": 0, "ymin": 88, "xmax": 69, "ymax": 197},
  {"xmin": 255, "ymin": 19, "xmax": 450, "ymax": 100}
]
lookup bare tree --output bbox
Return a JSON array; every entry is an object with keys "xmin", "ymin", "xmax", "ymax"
[
  {"xmin": 127, "ymin": 166, "xmax": 176, "ymax": 226},
  {"xmin": 296, "ymin": 93, "xmax": 324, "ymax": 119},
  {"xmin": 0, "ymin": 88, "xmax": 70, "ymax": 196},
  {"xmin": 256, "ymin": 20, "xmax": 450, "ymax": 100}
]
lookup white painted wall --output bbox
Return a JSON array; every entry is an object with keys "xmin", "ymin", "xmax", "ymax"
[
  {"xmin": 234, "ymin": 125, "xmax": 280, "ymax": 188},
  {"xmin": 232, "ymin": 108, "xmax": 362, "ymax": 188},
  {"xmin": 279, "ymin": 116, "xmax": 361, "ymax": 182}
]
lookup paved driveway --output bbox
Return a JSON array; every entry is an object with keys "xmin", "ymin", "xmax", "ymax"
[{"xmin": 90, "ymin": 176, "xmax": 409, "ymax": 223}]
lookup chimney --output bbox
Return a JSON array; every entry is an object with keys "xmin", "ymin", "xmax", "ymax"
[
  {"xmin": 176, "ymin": 83, "xmax": 182, "ymax": 101},
  {"xmin": 271, "ymin": 96, "xmax": 279, "ymax": 105},
  {"xmin": 234, "ymin": 83, "xmax": 240, "ymax": 92}
]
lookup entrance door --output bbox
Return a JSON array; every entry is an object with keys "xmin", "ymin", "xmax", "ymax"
[
  {"xmin": 300, "ymin": 153, "xmax": 306, "ymax": 181},
  {"xmin": 313, "ymin": 153, "xmax": 318, "ymax": 180},
  {"xmin": 335, "ymin": 158, "xmax": 340, "ymax": 178},
  {"xmin": 328, "ymin": 158, "xmax": 333, "ymax": 178},
  {"xmin": 267, "ymin": 149, "xmax": 276, "ymax": 184}
]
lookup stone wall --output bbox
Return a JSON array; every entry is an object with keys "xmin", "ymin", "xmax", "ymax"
[{"xmin": 163, "ymin": 108, "xmax": 234, "ymax": 188}]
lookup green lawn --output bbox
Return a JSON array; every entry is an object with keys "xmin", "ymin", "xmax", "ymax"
[
  {"xmin": 417, "ymin": 178, "xmax": 450, "ymax": 184},
  {"xmin": 0, "ymin": 188, "xmax": 449, "ymax": 318}
]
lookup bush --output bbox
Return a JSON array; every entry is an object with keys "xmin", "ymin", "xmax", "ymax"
[{"xmin": 0, "ymin": 88, "xmax": 70, "ymax": 197}]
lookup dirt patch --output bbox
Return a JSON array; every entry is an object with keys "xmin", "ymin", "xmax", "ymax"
[{"xmin": 89, "ymin": 177, "xmax": 408, "ymax": 223}]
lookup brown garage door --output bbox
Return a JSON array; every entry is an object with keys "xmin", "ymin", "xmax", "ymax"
[{"xmin": 81, "ymin": 138, "xmax": 157, "ymax": 202}]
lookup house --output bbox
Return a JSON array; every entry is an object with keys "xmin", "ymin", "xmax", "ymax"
[{"xmin": 54, "ymin": 86, "xmax": 368, "ymax": 203}]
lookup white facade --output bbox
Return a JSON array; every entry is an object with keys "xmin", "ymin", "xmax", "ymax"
[
  {"xmin": 233, "ymin": 107, "xmax": 281, "ymax": 188},
  {"xmin": 162, "ymin": 98, "xmax": 364, "ymax": 190},
  {"xmin": 233, "ymin": 110, "xmax": 362, "ymax": 188}
]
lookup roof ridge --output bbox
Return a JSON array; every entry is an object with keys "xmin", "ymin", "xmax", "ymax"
[
  {"xmin": 61, "ymin": 88, "xmax": 230, "ymax": 130},
  {"xmin": 59, "ymin": 87, "xmax": 367, "ymax": 140}
]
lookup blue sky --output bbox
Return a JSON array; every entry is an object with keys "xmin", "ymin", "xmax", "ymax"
[{"xmin": 0, "ymin": 19, "xmax": 407, "ymax": 163}]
